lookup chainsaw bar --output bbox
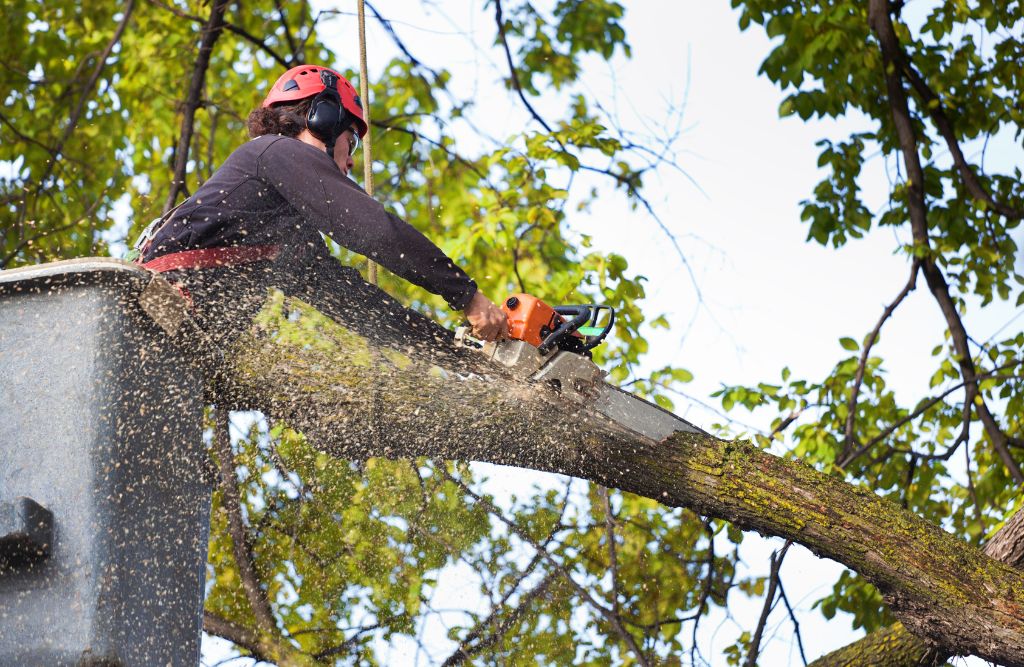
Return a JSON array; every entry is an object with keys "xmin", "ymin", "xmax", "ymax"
[{"xmin": 456, "ymin": 332, "xmax": 705, "ymax": 441}]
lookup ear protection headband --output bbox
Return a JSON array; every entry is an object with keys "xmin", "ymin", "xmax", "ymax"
[{"xmin": 306, "ymin": 70, "xmax": 353, "ymax": 158}]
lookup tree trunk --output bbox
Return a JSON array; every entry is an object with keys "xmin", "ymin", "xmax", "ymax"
[{"xmin": 215, "ymin": 293, "xmax": 1024, "ymax": 666}]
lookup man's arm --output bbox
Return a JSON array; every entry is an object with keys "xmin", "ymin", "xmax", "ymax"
[
  {"xmin": 256, "ymin": 136, "xmax": 508, "ymax": 339},
  {"xmin": 256, "ymin": 136, "xmax": 477, "ymax": 309}
]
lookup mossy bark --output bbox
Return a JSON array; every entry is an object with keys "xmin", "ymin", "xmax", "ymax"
[
  {"xmin": 217, "ymin": 295, "xmax": 1024, "ymax": 666},
  {"xmin": 811, "ymin": 508, "xmax": 1024, "ymax": 666},
  {"xmin": 809, "ymin": 623, "xmax": 937, "ymax": 667}
]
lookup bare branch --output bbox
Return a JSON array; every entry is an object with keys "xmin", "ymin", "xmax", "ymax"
[
  {"xmin": 272, "ymin": 0, "xmax": 300, "ymax": 62},
  {"xmin": 842, "ymin": 259, "xmax": 920, "ymax": 460},
  {"xmin": 365, "ymin": 1, "xmax": 441, "ymax": 80},
  {"xmin": 777, "ymin": 581, "xmax": 808, "ymax": 666},
  {"xmin": 744, "ymin": 542, "xmax": 790, "ymax": 667},
  {"xmin": 492, "ymin": 0, "xmax": 554, "ymax": 134},
  {"xmin": 212, "ymin": 406, "xmax": 278, "ymax": 635}
]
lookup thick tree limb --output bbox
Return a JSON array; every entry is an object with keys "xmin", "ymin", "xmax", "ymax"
[{"xmin": 212, "ymin": 291, "xmax": 1024, "ymax": 665}]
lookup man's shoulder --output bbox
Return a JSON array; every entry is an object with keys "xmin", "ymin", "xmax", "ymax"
[{"xmin": 236, "ymin": 134, "xmax": 292, "ymax": 156}]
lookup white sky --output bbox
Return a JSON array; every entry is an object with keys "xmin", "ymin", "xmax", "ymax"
[{"xmin": 204, "ymin": 1, "xmax": 1020, "ymax": 664}]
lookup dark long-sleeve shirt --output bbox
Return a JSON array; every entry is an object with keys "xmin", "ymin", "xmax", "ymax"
[{"xmin": 142, "ymin": 134, "xmax": 477, "ymax": 310}]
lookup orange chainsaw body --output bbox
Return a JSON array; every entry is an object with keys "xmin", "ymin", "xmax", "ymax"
[{"xmin": 502, "ymin": 293, "xmax": 574, "ymax": 347}]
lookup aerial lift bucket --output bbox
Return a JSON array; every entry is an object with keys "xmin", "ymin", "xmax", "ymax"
[{"xmin": 0, "ymin": 259, "xmax": 211, "ymax": 666}]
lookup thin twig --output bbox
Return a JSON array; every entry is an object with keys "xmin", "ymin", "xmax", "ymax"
[
  {"xmin": 743, "ymin": 541, "xmax": 790, "ymax": 667},
  {"xmin": 777, "ymin": 581, "xmax": 808, "ymax": 666},
  {"xmin": 492, "ymin": 0, "xmax": 554, "ymax": 134},
  {"xmin": 842, "ymin": 259, "xmax": 920, "ymax": 460}
]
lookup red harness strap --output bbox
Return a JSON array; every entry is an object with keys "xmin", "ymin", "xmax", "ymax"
[{"xmin": 140, "ymin": 245, "xmax": 280, "ymax": 273}]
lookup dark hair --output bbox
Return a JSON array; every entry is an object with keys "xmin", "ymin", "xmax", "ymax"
[{"xmin": 246, "ymin": 98, "xmax": 312, "ymax": 138}]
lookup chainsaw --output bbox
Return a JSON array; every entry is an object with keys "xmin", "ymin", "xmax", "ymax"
[{"xmin": 456, "ymin": 293, "xmax": 704, "ymax": 441}]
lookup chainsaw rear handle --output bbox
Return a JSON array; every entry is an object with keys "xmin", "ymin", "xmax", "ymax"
[
  {"xmin": 538, "ymin": 305, "xmax": 616, "ymax": 355},
  {"xmin": 537, "ymin": 307, "xmax": 589, "ymax": 354},
  {"xmin": 558, "ymin": 304, "xmax": 615, "ymax": 351}
]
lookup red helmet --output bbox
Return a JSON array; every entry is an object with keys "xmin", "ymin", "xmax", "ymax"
[{"xmin": 262, "ymin": 65, "xmax": 367, "ymax": 138}]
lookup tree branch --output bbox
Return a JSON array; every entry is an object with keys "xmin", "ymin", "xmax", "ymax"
[
  {"xmin": 272, "ymin": 0, "xmax": 300, "ymax": 62},
  {"xmin": 163, "ymin": 0, "xmax": 229, "ymax": 214},
  {"xmin": 440, "ymin": 572, "xmax": 556, "ymax": 666},
  {"xmin": 492, "ymin": 0, "xmax": 554, "ymax": 134},
  {"xmin": 777, "ymin": 580, "xmax": 808, "ymax": 666},
  {"xmin": 148, "ymin": 0, "xmax": 291, "ymax": 68},
  {"xmin": 365, "ymin": 1, "xmax": 441, "ymax": 81},
  {"xmin": 213, "ymin": 406, "xmax": 278, "ymax": 636},
  {"xmin": 839, "ymin": 362, "xmax": 1022, "ymax": 469},
  {"xmin": 898, "ymin": 59, "xmax": 1022, "ymax": 220},
  {"xmin": 444, "ymin": 471, "xmax": 651, "ymax": 667},
  {"xmin": 842, "ymin": 260, "xmax": 919, "ymax": 460},
  {"xmin": 867, "ymin": 0, "xmax": 1023, "ymax": 483},
  {"xmin": 744, "ymin": 541, "xmax": 790, "ymax": 667},
  {"xmin": 203, "ymin": 611, "xmax": 267, "ymax": 661}
]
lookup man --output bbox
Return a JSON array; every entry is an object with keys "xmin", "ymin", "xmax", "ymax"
[{"xmin": 138, "ymin": 64, "xmax": 509, "ymax": 347}]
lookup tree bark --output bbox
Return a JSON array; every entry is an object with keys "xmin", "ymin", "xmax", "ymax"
[
  {"xmin": 163, "ymin": 0, "xmax": 229, "ymax": 214},
  {"xmin": 213, "ymin": 293, "xmax": 1024, "ymax": 666},
  {"xmin": 811, "ymin": 507, "xmax": 1024, "ymax": 666}
]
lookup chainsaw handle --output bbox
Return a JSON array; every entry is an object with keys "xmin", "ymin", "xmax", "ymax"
[
  {"xmin": 577, "ymin": 304, "xmax": 615, "ymax": 350},
  {"xmin": 553, "ymin": 304, "xmax": 615, "ymax": 351},
  {"xmin": 537, "ymin": 306, "xmax": 591, "ymax": 355}
]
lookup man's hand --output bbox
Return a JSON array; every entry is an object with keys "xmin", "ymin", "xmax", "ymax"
[{"xmin": 463, "ymin": 290, "xmax": 510, "ymax": 341}]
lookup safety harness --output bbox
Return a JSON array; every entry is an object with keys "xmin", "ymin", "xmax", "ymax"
[
  {"xmin": 139, "ymin": 245, "xmax": 280, "ymax": 273},
  {"xmin": 130, "ymin": 203, "xmax": 280, "ymax": 307}
]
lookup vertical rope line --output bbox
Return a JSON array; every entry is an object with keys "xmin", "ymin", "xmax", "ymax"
[
  {"xmin": 356, "ymin": 0, "xmax": 377, "ymax": 286},
  {"xmin": 356, "ymin": 0, "xmax": 382, "ymax": 454}
]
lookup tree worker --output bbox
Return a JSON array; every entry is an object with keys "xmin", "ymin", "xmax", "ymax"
[{"xmin": 135, "ymin": 64, "xmax": 509, "ymax": 351}]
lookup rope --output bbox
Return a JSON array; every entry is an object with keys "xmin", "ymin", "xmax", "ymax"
[
  {"xmin": 356, "ymin": 0, "xmax": 378, "ymax": 286},
  {"xmin": 356, "ymin": 0, "xmax": 383, "ymax": 453}
]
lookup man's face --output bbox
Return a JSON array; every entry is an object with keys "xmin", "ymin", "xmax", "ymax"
[{"xmin": 334, "ymin": 129, "xmax": 358, "ymax": 177}]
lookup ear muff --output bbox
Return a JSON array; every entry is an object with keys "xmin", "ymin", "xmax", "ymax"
[{"xmin": 306, "ymin": 70, "xmax": 349, "ymax": 158}]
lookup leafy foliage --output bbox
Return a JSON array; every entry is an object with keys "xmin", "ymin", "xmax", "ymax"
[
  {"xmin": 727, "ymin": 0, "xmax": 1024, "ymax": 646},
  {"xmin": 0, "ymin": 1, "xmax": 745, "ymax": 664},
  {"xmin": 5, "ymin": 0, "xmax": 1022, "ymax": 663}
]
